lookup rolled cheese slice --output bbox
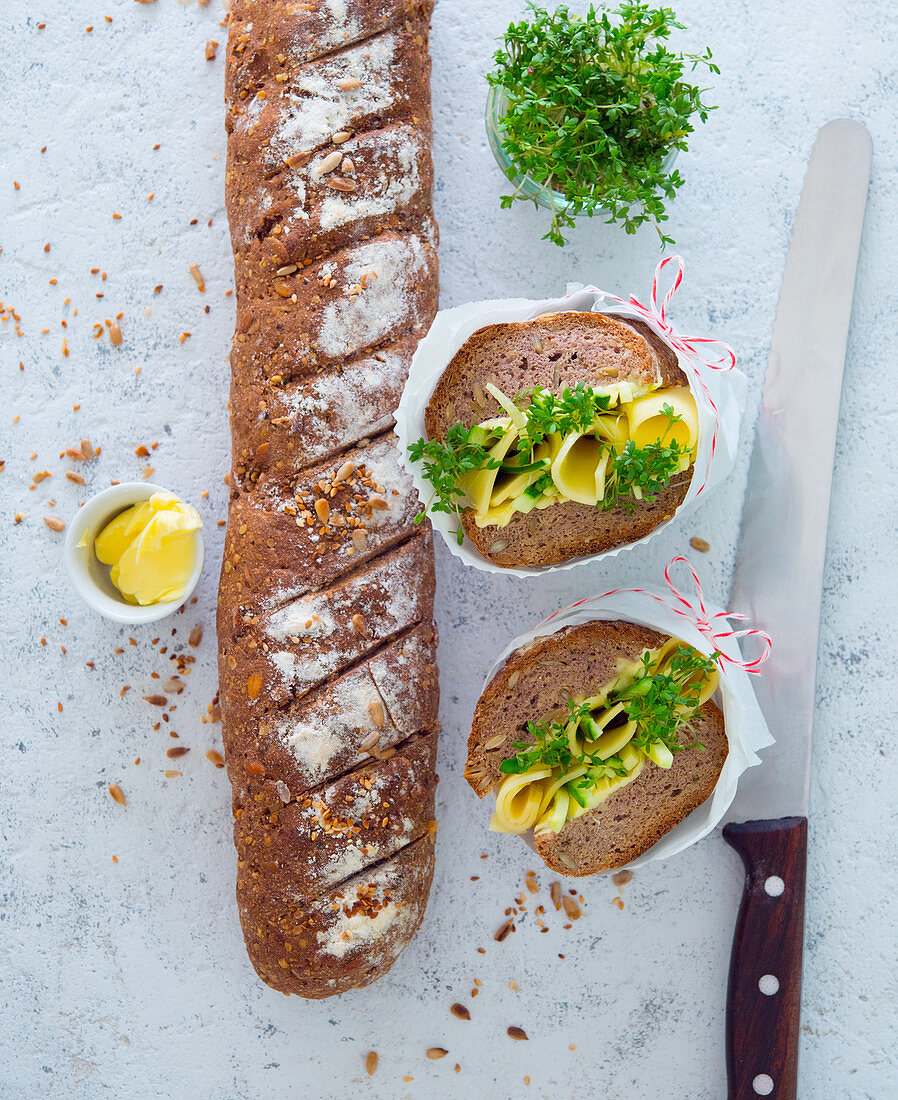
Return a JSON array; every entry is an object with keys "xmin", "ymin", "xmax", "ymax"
[
  {"xmin": 551, "ymin": 432, "xmax": 606, "ymax": 506},
  {"xmin": 593, "ymin": 413, "xmax": 629, "ymax": 451},
  {"xmin": 490, "ymin": 766, "xmax": 553, "ymax": 833},
  {"xmin": 460, "ymin": 425, "xmax": 518, "ymax": 514},
  {"xmin": 626, "ymin": 386, "xmax": 699, "ymax": 451}
]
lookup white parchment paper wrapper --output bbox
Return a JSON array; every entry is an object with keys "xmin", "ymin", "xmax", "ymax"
[
  {"xmin": 478, "ymin": 580, "xmax": 774, "ymax": 870},
  {"xmin": 395, "ymin": 282, "xmax": 747, "ymax": 575}
]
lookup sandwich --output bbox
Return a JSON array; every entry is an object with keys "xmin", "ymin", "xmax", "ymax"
[
  {"xmin": 414, "ymin": 311, "xmax": 698, "ymax": 567},
  {"xmin": 465, "ymin": 619, "xmax": 727, "ymax": 874}
]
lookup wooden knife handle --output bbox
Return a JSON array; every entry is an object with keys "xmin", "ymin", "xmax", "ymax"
[{"xmin": 722, "ymin": 817, "xmax": 808, "ymax": 1100}]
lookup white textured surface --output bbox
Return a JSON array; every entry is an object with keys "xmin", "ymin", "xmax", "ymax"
[{"xmin": 1, "ymin": 1, "xmax": 896, "ymax": 1097}]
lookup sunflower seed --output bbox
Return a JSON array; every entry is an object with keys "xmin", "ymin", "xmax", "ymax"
[
  {"xmin": 327, "ymin": 176, "xmax": 357, "ymax": 192},
  {"xmin": 359, "ymin": 731, "xmax": 381, "ymax": 754},
  {"xmin": 317, "ymin": 150, "xmax": 343, "ymax": 175}
]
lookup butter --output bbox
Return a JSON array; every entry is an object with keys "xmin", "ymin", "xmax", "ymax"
[{"xmin": 95, "ymin": 492, "xmax": 202, "ymax": 606}]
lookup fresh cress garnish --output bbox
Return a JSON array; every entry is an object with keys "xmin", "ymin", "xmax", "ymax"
[
  {"xmin": 408, "ymin": 395, "xmax": 689, "ymax": 529},
  {"xmin": 498, "ymin": 643, "xmax": 718, "ymax": 775},
  {"xmin": 499, "ymin": 699, "xmax": 590, "ymax": 775},
  {"xmin": 614, "ymin": 644, "xmax": 719, "ymax": 755},
  {"xmin": 488, "ymin": 2, "xmax": 719, "ymax": 246},
  {"xmin": 408, "ymin": 423, "xmax": 504, "ymax": 544},
  {"xmin": 517, "ymin": 383, "xmax": 612, "ymax": 455}
]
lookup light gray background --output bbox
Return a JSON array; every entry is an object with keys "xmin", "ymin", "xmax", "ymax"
[{"xmin": 1, "ymin": 1, "xmax": 895, "ymax": 1097}]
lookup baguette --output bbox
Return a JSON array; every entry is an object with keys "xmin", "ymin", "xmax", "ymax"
[
  {"xmin": 219, "ymin": 0, "xmax": 439, "ymax": 998},
  {"xmin": 423, "ymin": 311, "xmax": 693, "ymax": 567},
  {"xmin": 465, "ymin": 620, "xmax": 727, "ymax": 874}
]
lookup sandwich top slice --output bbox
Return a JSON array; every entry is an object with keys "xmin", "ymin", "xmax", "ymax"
[
  {"xmin": 465, "ymin": 619, "xmax": 727, "ymax": 875},
  {"xmin": 415, "ymin": 311, "xmax": 698, "ymax": 568}
]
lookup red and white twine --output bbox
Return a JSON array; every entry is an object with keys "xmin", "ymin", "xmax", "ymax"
[
  {"xmin": 599, "ymin": 254, "xmax": 736, "ymax": 498},
  {"xmin": 544, "ymin": 556, "xmax": 772, "ymax": 675}
]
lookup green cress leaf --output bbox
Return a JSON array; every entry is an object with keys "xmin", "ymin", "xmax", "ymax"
[
  {"xmin": 603, "ymin": 437, "xmax": 687, "ymax": 509},
  {"xmin": 517, "ymin": 383, "xmax": 612, "ymax": 454},
  {"xmin": 407, "ymin": 424, "xmax": 503, "ymax": 544},
  {"xmin": 410, "ymin": 390, "xmax": 691, "ymax": 535},
  {"xmin": 498, "ymin": 644, "xmax": 717, "ymax": 777},
  {"xmin": 488, "ymin": 2, "xmax": 719, "ymax": 246},
  {"xmin": 612, "ymin": 644, "xmax": 718, "ymax": 755}
]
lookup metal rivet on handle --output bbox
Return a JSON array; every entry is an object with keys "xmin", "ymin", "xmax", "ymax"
[
  {"xmin": 758, "ymin": 974, "xmax": 780, "ymax": 996},
  {"xmin": 752, "ymin": 1073, "xmax": 775, "ymax": 1096},
  {"xmin": 764, "ymin": 875, "xmax": 785, "ymax": 897}
]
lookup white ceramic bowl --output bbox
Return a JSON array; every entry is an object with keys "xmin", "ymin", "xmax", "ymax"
[{"xmin": 64, "ymin": 482, "xmax": 205, "ymax": 624}]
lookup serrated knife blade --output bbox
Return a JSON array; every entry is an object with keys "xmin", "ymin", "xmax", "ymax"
[{"xmin": 721, "ymin": 119, "xmax": 872, "ymax": 1100}]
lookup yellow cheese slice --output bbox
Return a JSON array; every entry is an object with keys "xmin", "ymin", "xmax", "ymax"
[
  {"xmin": 626, "ymin": 386, "xmax": 699, "ymax": 451},
  {"xmin": 474, "ymin": 501, "xmax": 516, "ymax": 528},
  {"xmin": 593, "ymin": 414, "xmax": 629, "ymax": 451},
  {"xmin": 460, "ymin": 425, "xmax": 519, "ymax": 514},
  {"xmin": 533, "ymin": 788, "xmax": 570, "ymax": 836},
  {"xmin": 619, "ymin": 744, "xmax": 642, "ymax": 773},
  {"xmin": 550, "ymin": 432, "xmax": 606, "ymax": 506},
  {"xmin": 490, "ymin": 434, "xmax": 556, "ymax": 507},
  {"xmin": 586, "ymin": 718, "xmax": 638, "ymax": 760},
  {"xmin": 484, "ymin": 382, "xmax": 527, "ymax": 431},
  {"xmin": 594, "ymin": 447, "xmax": 611, "ymax": 502},
  {"xmin": 536, "ymin": 765, "xmax": 589, "ymax": 820},
  {"xmin": 491, "ymin": 767, "xmax": 552, "ymax": 833}
]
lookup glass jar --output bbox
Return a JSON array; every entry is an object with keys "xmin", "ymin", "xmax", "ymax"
[{"xmin": 484, "ymin": 85, "xmax": 679, "ymax": 218}]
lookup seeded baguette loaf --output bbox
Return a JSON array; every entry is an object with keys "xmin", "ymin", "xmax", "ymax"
[
  {"xmin": 465, "ymin": 620, "xmax": 727, "ymax": 874},
  {"xmin": 219, "ymin": 0, "xmax": 439, "ymax": 998},
  {"xmin": 424, "ymin": 311, "xmax": 691, "ymax": 567}
]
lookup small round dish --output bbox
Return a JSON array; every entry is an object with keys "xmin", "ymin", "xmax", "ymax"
[
  {"xmin": 64, "ymin": 482, "xmax": 205, "ymax": 624},
  {"xmin": 484, "ymin": 85, "xmax": 678, "ymax": 215}
]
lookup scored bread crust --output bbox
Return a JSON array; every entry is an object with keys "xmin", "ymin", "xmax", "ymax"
[
  {"xmin": 424, "ymin": 312, "xmax": 690, "ymax": 567},
  {"xmin": 466, "ymin": 620, "xmax": 727, "ymax": 874},
  {"xmin": 219, "ymin": 0, "xmax": 440, "ymax": 998}
]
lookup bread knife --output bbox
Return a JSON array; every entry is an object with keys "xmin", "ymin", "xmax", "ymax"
[{"xmin": 722, "ymin": 118, "xmax": 872, "ymax": 1100}]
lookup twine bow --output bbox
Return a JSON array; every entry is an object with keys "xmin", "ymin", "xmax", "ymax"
[
  {"xmin": 658, "ymin": 557, "xmax": 771, "ymax": 673},
  {"xmin": 544, "ymin": 556, "xmax": 772, "ymax": 675},
  {"xmin": 603, "ymin": 255, "xmax": 737, "ymax": 373},
  {"xmin": 602, "ymin": 255, "xmax": 736, "ymax": 499}
]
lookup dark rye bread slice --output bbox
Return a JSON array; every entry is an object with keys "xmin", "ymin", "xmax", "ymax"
[
  {"xmin": 232, "ymin": 224, "xmax": 438, "ymax": 384},
  {"xmin": 424, "ymin": 312, "xmax": 689, "ymax": 567},
  {"xmin": 461, "ymin": 477, "xmax": 690, "ymax": 568},
  {"xmin": 224, "ymin": 623, "xmax": 438, "ymax": 808},
  {"xmin": 236, "ymin": 831, "xmax": 435, "ymax": 999},
  {"xmin": 226, "ymin": 0, "xmax": 434, "ymax": 120},
  {"xmin": 218, "ymin": 531, "xmax": 434, "ymax": 728},
  {"xmin": 230, "ymin": 335, "xmax": 418, "ymax": 481},
  {"xmin": 234, "ymin": 729, "xmax": 438, "ymax": 907},
  {"xmin": 220, "ymin": 434, "xmax": 420, "ymax": 607},
  {"xmin": 465, "ymin": 620, "xmax": 726, "ymax": 874}
]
